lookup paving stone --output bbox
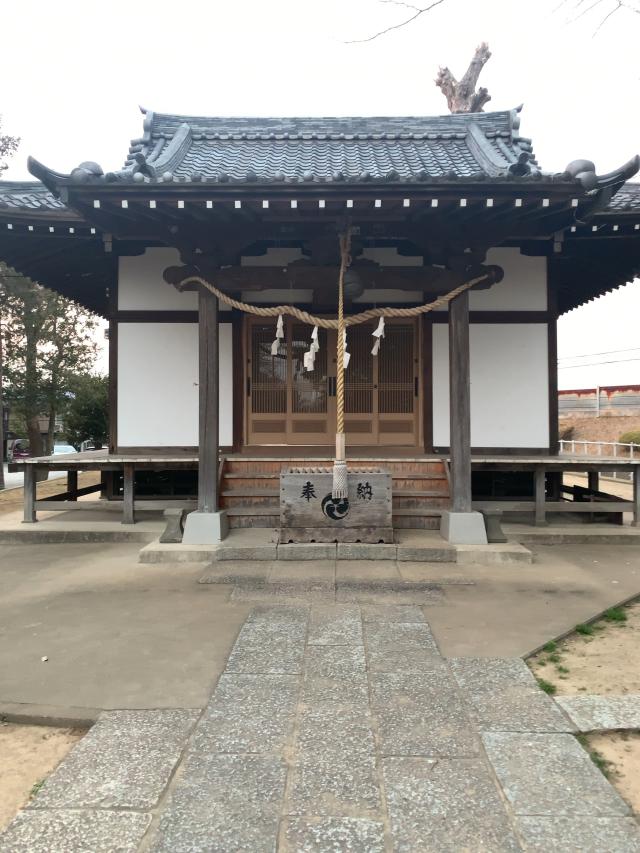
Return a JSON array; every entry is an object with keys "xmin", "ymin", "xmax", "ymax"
[
  {"xmin": 364, "ymin": 621, "xmax": 440, "ymax": 651},
  {"xmin": 304, "ymin": 645, "xmax": 367, "ymax": 678},
  {"xmin": 369, "ymin": 669, "xmax": 462, "ymax": 706},
  {"xmin": 0, "ymin": 809, "xmax": 151, "ymax": 853},
  {"xmin": 450, "ymin": 656, "xmax": 538, "ymax": 692},
  {"xmin": 268, "ymin": 563, "xmax": 336, "ymax": 582},
  {"xmin": 235, "ymin": 619, "xmax": 308, "ymax": 645},
  {"xmin": 195, "ymin": 674, "xmax": 299, "ymax": 753},
  {"xmin": 482, "ymin": 732, "xmax": 631, "ymax": 816},
  {"xmin": 225, "ymin": 637, "xmax": 305, "ymax": 674},
  {"xmin": 360, "ymin": 604, "xmax": 426, "ymax": 623},
  {"xmin": 336, "ymin": 587, "xmax": 444, "ymax": 605},
  {"xmin": 366, "ymin": 647, "xmax": 445, "ymax": 673},
  {"xmin": 282, "ymin": 817, "xmax": 386, "ymax": 852},
  {"xmin": 371, "ymin": 676, "xmax": 478, "ymax": 758},
  {"xmin": 150, "ymin": 754, "xmax": 286, "ymax": 853},
  {"xmin": 556, "ymin": 694, "xmax": 640, "ymax": 731},
  {"xmin": 336, "ymin": 561, "xmax": 402, "ymax": 581},
  {"xmin": 383, "ymin": 757, "xmax": 521, "ymax": 852},
  {"xmin": 450, "ymin": 657, "xmax": 575, "ymax": 732},
  {"xmin": 297, "ymin": 707, "xmax": 375, "ymax": 757},
  {"xmin": 301, "ymin": 671, "xmax": 370, "ymax": 707},
  {"xmin": 515, "ymin": 816, "xmax": 640, "ymax": 852},
  {"xmin": 31, "ymin": 710, "xmax": 199, "ymax": 810},
  {"xmin": 195, "ymin": 703, "xmax": 295, "ymax": 755},
  {"xmin": 336, "ymin": 543, "xmax": 397, "ymax": 560},
  {"xmin": 307, "ymin": 604, "xmax": 363, "ymax": 646},
  {"xmin": 232, "ymin": 580, "xmax": 335, "ymax": 603},
  {"xmin": 247, "ymin": 604, "xmax": 310, "ymax": 624},
  {"xmin": 286, "ymin": 754, "xmax": 381, "ymax": 816}
]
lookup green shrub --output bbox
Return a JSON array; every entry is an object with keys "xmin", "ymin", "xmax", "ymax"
[{"xmin": 619, "ymin": 430, "xmax": 640, "ymax": 446}]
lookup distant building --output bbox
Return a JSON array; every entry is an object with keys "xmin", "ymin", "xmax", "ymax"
[{"xmin": 559, "ymin": 385, "xmax": 640, "ymax": 417}]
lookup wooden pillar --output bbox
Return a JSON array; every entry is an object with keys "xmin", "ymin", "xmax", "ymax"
[
  {"xmin": 587, "ymin": 471, "xmax": 599, "ymax": 494},
  {"xmin": 198, "ymin": 288, "xmax": 220, "ymax": 513},
  {"xmin": 67, "ymin": 470, "xmax": 78, "ymax": 501},
  {"xmin": 123, "ymin": 463, "xmax": 135, "ymax": 524},
  {"xmin": 448, "ymin": 291, "xmax": 472, "ymax": 512},
  {"xmin": 633, "ymin": 465, "xmax": 640, "ymax": 528},
  {"xmin": 23, "ymin": 465, "xmax": 37, "ymax": 523},
  {"xmin": 534, "ymin": 467, "xmax": 547, "ymax": 526}
]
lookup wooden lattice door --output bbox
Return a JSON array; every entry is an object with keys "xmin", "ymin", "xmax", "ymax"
[
  {"xmin": 245, "ymin": 317, "xmax": 419, "ymax": 447},
  {"xmin": 344, "ymin": 320, "xmax": 419, "ymax": 446},
  {"xmin": 246, "ymin": 319, "xmax": 334, "ymax": 445}
]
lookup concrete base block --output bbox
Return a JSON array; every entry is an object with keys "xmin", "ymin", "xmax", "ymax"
[
  {"xmin": 397, "ymin": 545, "xmax": 457, "ymax": 563},
  {"xmin": 214, "ymin": 545, "xmax": 278, "ymax": 561},
  {"xmin": 456, "ymin": 543, "xmax": 533, "ymax": 565},
  {"xmin": 336, "ymin": 543, "xmax": 397, "ymax": 560},
  {"xmin": 440, "ymin": 511, "xmax": 488, "ymax": 545},
  {"xmin": 278, "ymin": 543, "xmax": 337, "ymax": 561},
  {"xmin": 138, "ymin": 541, "xmax": 217, "ymax": 563},
  {"xmin": 181, "ymin": 510, "xmax": 229, "ymax": 545}
]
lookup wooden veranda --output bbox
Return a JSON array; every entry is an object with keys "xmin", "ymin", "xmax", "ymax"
[{"xmin": 16, "ymin": 449, "xmax": 640, "ymax": 529}]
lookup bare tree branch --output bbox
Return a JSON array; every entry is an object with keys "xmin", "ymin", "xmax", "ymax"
[{"xmin": 346, "ymin": 0, "xmax": 447, "ymax": 43}]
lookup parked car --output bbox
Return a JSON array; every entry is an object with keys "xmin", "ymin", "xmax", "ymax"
[
  {"xmin": 53, "ymin": 444, "xmax": 79, "ymax": 456},
  {"xmin": 9, "ymin": 440, "xmax": 30, "ymax": 461}
]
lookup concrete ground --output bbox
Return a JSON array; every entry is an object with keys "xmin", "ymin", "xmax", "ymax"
[
  {"xmin": 1, "ymin": 540, "xmax": 640, "ymax": 721},
  {"xmin": 0, "ymin": 543, "xmax": 251, "ymax": 720}
]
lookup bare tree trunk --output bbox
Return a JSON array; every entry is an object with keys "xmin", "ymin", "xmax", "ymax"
[
  {"xmin": 47, "ymin": 405, "xmax": 56, "ymax": 454},
  {"xmin": 436, "ymin": 43, "xmax": 492, "ymax": 113},
  {"xmin": 27, "ymin": 415, "xmax": 47, "ymax": 482}
]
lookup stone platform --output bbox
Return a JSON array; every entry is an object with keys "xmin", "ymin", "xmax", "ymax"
[
  {"xmin": 139, "ymin": 527, "xmax": 534, "ymax": 565},
  {"xmin": 2, "ymin": 605, "xmax": 639, "ymax": 852}
]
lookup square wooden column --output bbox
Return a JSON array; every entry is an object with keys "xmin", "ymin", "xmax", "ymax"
[
  {"xmin": 182, "ymin": 286, "xmax": 228, "ymax": 543},
  {"xmin": 440, "ymin": 291, "xmax": 487, "ymax": 544},
  {"xmin": 448, "ymin": 291, "xmax": 472, "ymax": 513}
]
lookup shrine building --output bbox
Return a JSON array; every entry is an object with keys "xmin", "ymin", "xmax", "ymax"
[{"xmin": 1, "ymin": 106, "xmax": 640, "ymax": 546}]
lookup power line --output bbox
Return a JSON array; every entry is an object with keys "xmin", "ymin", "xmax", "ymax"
[
  {"xmin": 558, "ymin": 346, "xmax": 640, "ymax": 361},
  {"xmin": 559, "ymin": 357, "xmax": 640, "ymax": 369}
]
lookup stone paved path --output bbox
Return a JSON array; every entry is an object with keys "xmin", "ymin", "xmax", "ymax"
[{"xmin": 2, "ymin": 604, "xmax": 640, "ymax": 852}]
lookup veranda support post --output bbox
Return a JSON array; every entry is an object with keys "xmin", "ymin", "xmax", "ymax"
[
  {"xmin": 440, "ymin": 290, "xmax": 487, "ymax": 544},
  {"xmin": 182, "ymin": 286, "xmax": 228, "ymax": 543},
  {"xmin": 23, "ymin": 465, "xmax": 36, "ymax": 523}
]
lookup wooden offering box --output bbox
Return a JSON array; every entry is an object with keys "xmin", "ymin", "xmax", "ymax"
[{"xmin": 280, "ymin": 467, "xmax": 393, "ymax": 543}]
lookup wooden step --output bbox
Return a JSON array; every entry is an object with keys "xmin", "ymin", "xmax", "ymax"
[{"xmin": 221, "ymin": 489, "xmax": 279, "ymax": 497}]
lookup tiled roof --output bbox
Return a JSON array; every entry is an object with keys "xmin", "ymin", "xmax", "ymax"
[
  {"xmin": 120, "ymin": 107, "xmax": 541, "ymax": 183},
  {"xmin": 0, "ymin": 181, "xmax": 66, "ymax": 211},
  {"xmin": 604, "ymin": 182, "xmax": 640, "ymax": 212}
]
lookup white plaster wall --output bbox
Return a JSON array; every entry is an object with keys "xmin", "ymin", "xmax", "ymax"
[
  {"xmin": 118, "ymin": 248, "xmax": 199, "ymax": 311},
  {"xmin": 431, "ymin": 249, "xmax": 547, "ymax": 312},
  {"xmin": 117, "ymin": 322, "xmax": 233, "ymax": 447},
  {"xmin": 432, "ymin": 323, "xmax": 549, "ymax": 448}
]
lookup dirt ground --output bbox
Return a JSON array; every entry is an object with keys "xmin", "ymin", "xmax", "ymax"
[
  {"xmin": 529, "ymin": 600, "xmax": 640, "ymax": 696},
  {"xmin": 529, "ymin": 600, "xmax": 640, "ymax": 815},
  {"xmin": 0, "ymin": 472, "xmax": 101, "ymax": 517},
  {"xmin": 0, "ymin": 722, "xmax": 84, "ymax": 831},
  {"xmin": 585, "ymin": 732, "xmax": 640, "ymax": 814}
]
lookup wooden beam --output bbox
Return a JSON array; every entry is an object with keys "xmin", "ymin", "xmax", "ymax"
[
  {"xmin": 448, "ymin": 291, "xmax": 472, "ymax": 512},
  {"xmin": 634, "ymin": 465, "xmax": 640, "ymax": 528},
  {"xmin": 198, "ymin": 288, "xmax": 220, "ymax": 512}
]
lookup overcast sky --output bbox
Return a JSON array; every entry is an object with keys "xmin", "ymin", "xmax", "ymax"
[{"xmin": 3, "ymin": 0, "xmax": 639, "ymax": 386}]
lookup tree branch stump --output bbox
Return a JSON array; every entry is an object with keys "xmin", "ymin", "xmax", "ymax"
[{"xmin": 436, "ymin": 42, "xmax": 492, "ymax": 113}]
